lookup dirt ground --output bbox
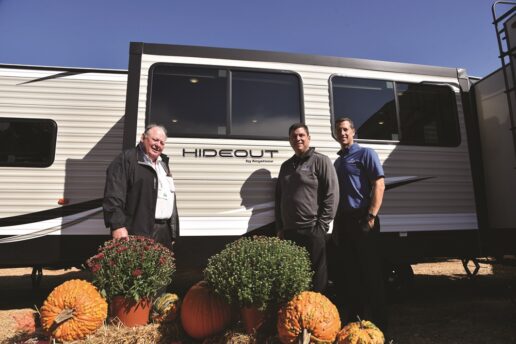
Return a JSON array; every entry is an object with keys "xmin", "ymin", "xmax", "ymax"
[{"xmin": 0, "ymin": 258, "xmax": 515, "ymax": 343}]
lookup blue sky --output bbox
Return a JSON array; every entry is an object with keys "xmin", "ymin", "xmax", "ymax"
[{"xmin": 0, "ymin": 0, "xmax": 509, "ymax": 77}]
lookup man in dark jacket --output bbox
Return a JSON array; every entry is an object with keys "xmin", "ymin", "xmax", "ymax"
[
  {"xmin": 103, "ymin": 124, "xmax": 179, "ymax": 251},
  {"xmin": 275, "ymin": 123, "xmax": 338, "ymax": 292}
]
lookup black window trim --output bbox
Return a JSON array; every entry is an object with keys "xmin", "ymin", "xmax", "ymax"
[
  {"xmin": 146, "ymin": 62, "xmax": 305, "ymax": 141},
  {"xmin": 329, "ymin": 74, "xmax": 462, "ymax": 147},
  {"xmin": 0, "ymin": 117, "xmax": 58, "ymax": 168}
]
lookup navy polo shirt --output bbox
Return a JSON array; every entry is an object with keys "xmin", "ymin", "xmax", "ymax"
[{"xmin": 334, "ymin": 143, "xmax": 384, "ymax": 211}]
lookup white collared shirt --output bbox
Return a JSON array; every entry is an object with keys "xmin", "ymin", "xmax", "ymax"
[{"xmin": 142, "ymin": 152, "xmax": 175, "ymax": 220}]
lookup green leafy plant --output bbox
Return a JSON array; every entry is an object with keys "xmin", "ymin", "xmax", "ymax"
[
  {"xmin": 86, "ymin": 236, "xmax": 175, "ymax": 302},
  {"xmin": 204, "ymin": 236, "xmax": 312, "ymax": 311}
]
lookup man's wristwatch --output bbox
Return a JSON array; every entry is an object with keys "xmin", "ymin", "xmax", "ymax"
[{"xmin": 367, "ymin": 213, "xmax": 376, "ymax": 221}]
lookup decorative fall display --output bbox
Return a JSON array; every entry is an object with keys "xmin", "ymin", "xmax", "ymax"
[
  {"xmin": 40, "ymin": 279, "xmax": 107, "ymax": 341},
  {"xmin": 180, "ymin": 281, "xmax": 232, "ymax": 340},
  {"xmin": 204, "ymin": 236, "xmax": 312, "ymax": 311},
  {"xmin": 336, "ymin": 320, "xmax": 385, "ymax": 344},
  {"xmin": 110, "ymin": 296, "xmax": 152, "ymax": 327},
  {"xmin": 277, "ymin": 291, "xmax": 341, "ymax": 344},
  {"xmin": 152, "ymin": 293, "xmax": 181, "ymax": 323},
  {"xmin": 87, "ymin": 236, "xmax": 175, "ymax": 302}
]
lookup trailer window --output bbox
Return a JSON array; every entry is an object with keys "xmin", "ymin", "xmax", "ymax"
[
  {"xmin": 331, "ymin": 77, "xmax": 399, "ymax": 141},
  {"xmin": 0, "ymin": 118, "xmax": 57, "ymax": 167},
  {"xmin": 148, "ymin": 66, "xmax": 227, "ymax": 136},
  {"xmin": 331, "ymin": 76, "xmax": 460, "ymax": 146},
  {"xmin": 397, "ymin": 83, "xmax": 460, "ymax": 146},
  {"xmin": 232, "ymin": 71, "xmax": 301, "ymax": 137},
  {"xmin": 148, "ymin": 64, "xmax": 302, "ymax": 139}
]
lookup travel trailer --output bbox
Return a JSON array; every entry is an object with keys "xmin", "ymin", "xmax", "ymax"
[
  {"xmin": 1, "ymin": 34, "xmax": 515, "ymax": 279},
  {"xmin": 0, "ymin": 66, "xmax": 127, "ymax": 270}
]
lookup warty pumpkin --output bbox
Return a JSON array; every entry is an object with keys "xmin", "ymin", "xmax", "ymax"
[
  {"xmin": 180, "ymin": 280, "xmax": 232, "ymax": 340},
  {"xmin": 40, "ymin": 279, "xmax": 107, "ymax": 341},
  {"xmin": 152, "ymin": 292, "xmax": 181, "ymax": 322},
  {"xmin": 277, "ymin": 291, "xmax": 341, "ymax": 344},
  {"xmin": 336, "ymin": 320, "xmax": 385, "ymax": 344}
]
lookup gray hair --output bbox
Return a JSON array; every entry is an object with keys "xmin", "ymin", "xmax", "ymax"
[{"xmin": 143, "ymin": 123, "xmax": 167, "ymax": 137}]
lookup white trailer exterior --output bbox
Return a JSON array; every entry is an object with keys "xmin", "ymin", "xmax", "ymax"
[
  {"xmin": 472, "ymin": 67, "xmax": 516, "ymax": 254},
  {"xmin": 0, "ymin": 42, "xmax": 514, "ymax": 269},
  {"xmin": 0, "ymin": 66, "xmax": 126, "ymax": 267}
]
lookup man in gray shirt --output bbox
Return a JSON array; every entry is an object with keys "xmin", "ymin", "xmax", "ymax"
[{"xmin": 275, "ymin": 123, "xmax": 339, "ymax": 292}]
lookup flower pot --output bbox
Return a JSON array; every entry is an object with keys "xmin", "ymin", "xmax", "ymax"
[
  {"xmin": 110, "ymin": 296, "xmax": 151, "ymax": 326},
  {"xmin": 240, "ymin": 306, "xmax": 266, "ymax": 334}
]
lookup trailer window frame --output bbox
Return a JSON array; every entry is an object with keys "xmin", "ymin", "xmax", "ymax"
[
  {"xmin": 329, "ymin": 75, "xmax": 461, "ymax": 147},
  {"xmin": 146, "ymin": 63, "xmax": 305, "ymax": 140},
  {"xmin": 0, "ymin": 117, "xmax": 57, "ymax": 168}
]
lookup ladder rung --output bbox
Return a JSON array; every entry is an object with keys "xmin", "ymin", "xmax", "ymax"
[
  {"xmin": 493, "ymin": 6, "xmax": 516, "ymax": 24},
  {"xmin": 500, "ymin": 47, "xmax": 516, "ymax": 57}
]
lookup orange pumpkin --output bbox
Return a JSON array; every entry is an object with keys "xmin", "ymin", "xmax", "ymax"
[
  {"xmin": 40, "ymin": 279, "xmax": 107, "ymax": 341},
  {"xmin": 336, "ymin": 320, "xmax": 385, "ymax": 344},
  {"xmin": 180, "ymin": 281, "xmax": 232, "ymax": 340},
  {"xmin": 277, "ymin": 291, "xmax": 341, "ymax": 344}
]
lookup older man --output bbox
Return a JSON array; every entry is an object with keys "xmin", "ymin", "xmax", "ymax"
[
  {"xmin": 275, "ymin": 123, "xmax": 338, "ymax": 292},
  {"xmin": 103, "ymin": 124, "xmax": 179, "ymax": 250}
]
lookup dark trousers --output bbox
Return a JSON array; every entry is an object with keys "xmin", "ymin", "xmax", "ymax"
[
  {"xmin": 284, "ymin": 226, "xmax": 327, "ymax": 293},
  {"xmin": 332, "ymin": 210, "xmax": 387, "ymax": 330},
  {"xmin": 151, "ymin": 221, "xmax": 175, "ymax": 294},
  {"xmin": 152, "ymin": 221, "xmax": 174, "ymax": 251}
]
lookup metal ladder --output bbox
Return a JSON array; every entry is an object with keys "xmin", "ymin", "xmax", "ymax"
[{"xmin": 492, "ymin": 1, "xmax": 516, "ymax": 162}]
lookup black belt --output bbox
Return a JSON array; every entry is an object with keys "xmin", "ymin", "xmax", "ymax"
[{"xmin": 154, "ymin": 218, "xmax": 169, "ymax": 224}]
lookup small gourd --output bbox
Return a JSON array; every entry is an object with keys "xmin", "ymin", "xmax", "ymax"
[
  {"xmin": 277, "ymin": 291, "xmax": 341, "ymax": 344},
  {"xmin": 40, "ymin": 279, "xmax": 107, "ymax": 341},
  {"xmin": 336, "ymin": 320, "xmax": 385, "ymax": 344},
  {"xmin": 152, "ymin": 292, "xmax": 181, "ymax": 322}
]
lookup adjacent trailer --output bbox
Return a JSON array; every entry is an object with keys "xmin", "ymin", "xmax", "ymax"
[{"xmin": 0, "ymin": 65, "xmax": 126, "ymax": 268}]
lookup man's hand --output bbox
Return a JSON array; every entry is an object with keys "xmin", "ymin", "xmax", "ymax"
[{"xmin": 112, "ymin": 227, "xmax": 129, "ymax": 239}]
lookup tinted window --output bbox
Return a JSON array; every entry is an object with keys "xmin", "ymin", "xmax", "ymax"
[
  {"xmin": 232, "ymin": 71, "xmax": 301, "ymax": 137},
  {"xmin": 148, "ymin": 64, "xmax": 302, "ymax": 139},
  {"xmin": 148, "ymin": 66, "xmax": 227, "ymax": 136},
  {"xmin": 332, "ymin": 77, "xmax": 399, "ymax": 141},
  {"xmin": 331, "ymin": 76, "xmax": 460, "ymax": 146},
  {"xmin": 0, "ymin": 118, "xmax": 57, "ymax": 167},
  {"xmin": 397, "ymin": 83, "xmax": 460, "ymax": 146}
]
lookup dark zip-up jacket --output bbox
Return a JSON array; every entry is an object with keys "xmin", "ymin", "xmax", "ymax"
[
  {"xmin": 103, "ymin": 145, "xmax": 179, "ymax": 241},
  {"xmin": 275, "ymin": 147, "xmax": 338, "ymax": 232}
]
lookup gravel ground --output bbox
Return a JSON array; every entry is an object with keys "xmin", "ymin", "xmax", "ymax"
[{"xmin": 0, "ymin": 258, "xmax": 515, "ymax": 343}]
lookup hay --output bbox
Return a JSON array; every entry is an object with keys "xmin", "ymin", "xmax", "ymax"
[
  {"xmin": 72, "ymin": 322, "xmax": 180, "ymax": 344},
  {"xmin": 0, "ymin": 309, "xmax": 37, "ymax": 344},
  {"xmin": 0, "ymin": 322, "xmax": 179, "ymax": 344},
  {"xmin": 0, "ymin": 317, "xmax": 280, "ymax": 343}
]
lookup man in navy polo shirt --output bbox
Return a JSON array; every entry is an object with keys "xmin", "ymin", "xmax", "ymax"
[{"xmin": 332, "ymin": 117, "xmax": 386, "ymax": 330}]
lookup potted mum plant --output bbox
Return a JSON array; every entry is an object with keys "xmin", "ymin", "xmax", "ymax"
[
  {"xmin": 203, "ymin": 236, "xmax": 312, "ymax": 333},
  {"xmin": 86, "ymin": 235, "xmax": 175, "ymax": 326}
]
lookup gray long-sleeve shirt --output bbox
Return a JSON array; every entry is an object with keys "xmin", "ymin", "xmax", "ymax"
[{"xmin": 275, "ymin": 147, "xmax": 339, "ymax": 232}]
